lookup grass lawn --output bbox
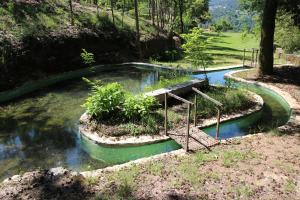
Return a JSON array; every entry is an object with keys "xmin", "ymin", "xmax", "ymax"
[
  {"xmin": 152, "ymin": 32, "xmax": 289, "ymax": 69},
  {"xmin": 151, "ymin": 32, "xmax": 260, "ymax": 69}
]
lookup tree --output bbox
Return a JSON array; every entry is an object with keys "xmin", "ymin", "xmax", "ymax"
[
  {"xmin": 178, "ymin": 0, "xmax": 184, "ymax": 33},
  {"xmin": 68, "ymin": 0, "xmax": 74, "ymax": 25},
  {"xmin": 181, "ymin": 28, "xmax": 213, "ymax": 74},
  {"xmin": 134, "ymin": 0, "xmax": 142, "ymax": 59},
  {"xmin": 275, "ymin": 10, "xmax": 300, "ymax": 53},
  {"xmin": 258, "ymin": 0, "xmax": 278, "ymax": 75},
  {"xmin": 110, "ymin": 0, "xmax": 115, "ymax": 25}
]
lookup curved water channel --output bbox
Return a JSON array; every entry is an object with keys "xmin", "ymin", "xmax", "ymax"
[{"xmin": 0, "ymin": 65, "xmax": 291, "ymax": 181}]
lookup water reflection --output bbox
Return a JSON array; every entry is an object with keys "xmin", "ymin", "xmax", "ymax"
[{"xmin": 0, "ymin": 65, "xmax": 160, "ymax": 180}]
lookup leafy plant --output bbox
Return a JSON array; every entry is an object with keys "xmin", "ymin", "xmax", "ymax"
[
  {"xmin": 81, "ymin": 49, "xmax": 95, "ymax": 67},
  {"xmin": 83, "ymin": 80, "xmax": 159, "ymax": 124},
  {"xmin": 83, "ymin": 82, "xmax": 125, "ymax": 120},
  {"xmin": 275, "ymin": 10, "xmax": 300, "ymax": 53},
  {"xmin": 123, "ymin": 94, "xmax": 159, "ymax": 121}
]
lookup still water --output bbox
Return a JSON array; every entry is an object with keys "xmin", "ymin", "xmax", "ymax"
[
  {"xmin": 0, "ymin": 65, "xmax": 181, "ymax": 180},
  {"xmin": 0, "ymin": 65, "xmax": 291, "ymax": 181}
]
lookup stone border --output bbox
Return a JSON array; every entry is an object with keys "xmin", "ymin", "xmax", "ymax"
[
  {"xmin": 81, "ymin": 149, "xmax": 186, "ymax": 177},
  {"xmin": 79, "ymin": 88, "xmax": 263, "ymax": 146},
  {"xmin": 79, "ymin": 115, "xmax": 170, "ymax": 147},
  {"xmin": 224, "ymin": 69, "xmax": 300, "ymax": 133},
  {"xmin": 122, "ymin": 62, "xmax": 245, "ymax": 74},
  {"xmin": 0, "ymin": 62, "xmax": 244, "ymax": 104}
]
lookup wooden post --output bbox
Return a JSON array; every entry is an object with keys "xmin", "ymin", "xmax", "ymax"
[
  {"xmin": 243, "ymin": 49, "xmax": 246, "ymax": 66},
  {"xmin": 194, "ymin": 95, "xmax": 197, "ymax": 126},
  {"xmin": 164, "ymin": 93, "xmax": 168, "ymax": 136},
  {"xmin": 186, "ymin": 103, "xmax": 191, "ymax": 152},
  {"xmin": 216, "ymin": 108, "xmax": 221, "ymax": 141},
  {"xmin": 251, "ymin": 49, "xmax": 254, "ymax": 67},
  {"xmin": 255, "ymin": 50, "xmax": 259, "ymax": 68}
]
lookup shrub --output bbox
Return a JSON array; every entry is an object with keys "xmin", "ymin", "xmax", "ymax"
[
  {"xmin": 83, "ymin": 82, "xmax": 125, "ymax": 120},
  {"xmin": 81, "ymin": 49, "xmax": 95, "ymax": 67},
  {"xmin": 196, "ymin": 87, "xmax": 252, "ymax": 118},
  {"xmin": 123, "ymin": 94, "xmax": 159, "ymax": 121},
  {"xmin": 83, "ymin": 81, "xmax": 159, "ymax": 123},
  {"xmin": 275, "ymin": 10, "xmax": 300, "ymax": 53}
]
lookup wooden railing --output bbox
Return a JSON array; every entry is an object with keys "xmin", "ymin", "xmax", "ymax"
[
  {"xmin": 164, "ymin": 92, "xmax": 194, "ymax": 151},
  {"xmin": 243, "ymin": 48, "xmax": 259, "ymax": 67},
  {"xmin": 164, "ymin": 88, "xmax": 224, "ymax": 152},
  {"xmin": 192, "ymin": 87, "xmax": 223, "ymax": 141}
]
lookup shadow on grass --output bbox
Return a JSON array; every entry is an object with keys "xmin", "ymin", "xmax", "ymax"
[{"xmin": 207, "ymin": 45, "xmax": 243, "ymax": 52}]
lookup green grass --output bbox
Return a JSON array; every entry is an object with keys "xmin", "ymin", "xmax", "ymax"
[
  {"xmin": 151, "ymin": 32, "xmax": 259, "ymax": 69},
  {"xmin": 194, "ymin": 86, "xmax": 254, "ymax": 118}
]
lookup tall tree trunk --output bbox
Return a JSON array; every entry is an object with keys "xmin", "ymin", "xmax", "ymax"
[
  {"xmin": 151, "ymin": 0, "xmax": 155, "ymax": 25},
  {"xmin": 178, "ymin": 0, "xmax": 184, "ymax": 33},
  {"xmin": 258, "ymin": 0, "xmax": 278, "ymax": 75},
  {"xmin": 69, "ymin": 0, "xmax": 74, "ymax": 25},
  {"xmin": 134, "ymin": 0, "xmax": 142, "ymax": 59},
  {"xmin": 111, "ymin": 0, "xmax": 115, "ymax": 25}
]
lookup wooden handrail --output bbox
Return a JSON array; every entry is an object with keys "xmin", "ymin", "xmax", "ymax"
[
  {"xmin": 164, "ymin": 92, "xmax": 193, "ymax": 152},
  {"xmin": 167, "ymin": 92, "xmax": 194, "ymax": 105},
  {"xmin": 192, "ymin": 87, "xmax": 223, "ymax": 107},
  {"xmin": 192, "ymin": 87, "xmax": 222, "ymax": 141}
]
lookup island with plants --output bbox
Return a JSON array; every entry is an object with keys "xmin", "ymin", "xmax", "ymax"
[{"xmin": 79, "ymin": 75, "xmax": 264, "ymax": 146}]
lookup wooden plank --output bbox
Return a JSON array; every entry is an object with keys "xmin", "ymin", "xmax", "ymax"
[
  {"xmin": 167, "ymin": 92, "xmax": 194, "ymax": 105},
  {"xmin": 169, "ymin": 127, "xmax": 216, "ymax": 151},
  {"xmin": 192, "ymin": 87, "xmax": 223, "ymax": 107}
]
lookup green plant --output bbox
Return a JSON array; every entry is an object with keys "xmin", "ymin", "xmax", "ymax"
[
  {"xmin": 275, "ymin": 10, "xmax": 300, "ymax": 53},
  {"xmin": 81, "ymin": 49, "xmax": 95, "ymax": 67},
  {"xmin": 123, "ymin": 94, "xmax": 159, "ymax": 121},
  {"xmin": 83, "ymin": 80, "xmax": 160, "ymax": 128},
  {"xmin": 195, "ymin": 87, "xmax": 252, "ymax": 118},
  {"xmin": 83, "ymin": 82, "xmax": 125, "ymax": 120}
]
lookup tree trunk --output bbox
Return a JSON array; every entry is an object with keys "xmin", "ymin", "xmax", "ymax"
[
  {"xmin": 69, "ymin": 0, "xmax": 74, "ymax": 25},
  {"xmin": 151, "ymin": 0, "xmax": 155, "ymax": 25},
  {"xmin": 179, "ymin": 0, "xmax": 184, "ymax": 33},
  {"xmin": 258, "ymin": 0, "xmax": 278, "ymax": 75},
  {"xmin": 134, "ymin": 0, "xmax": 142, "ymax": 59},
  {"xmin": 111, "ymin": 0, "xmax": 115, "ymax": 25}
]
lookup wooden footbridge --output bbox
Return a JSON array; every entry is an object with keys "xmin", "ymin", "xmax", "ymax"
[{"xmin": 164, "ymin": 87, "xmax": 223, "ymax": 152}]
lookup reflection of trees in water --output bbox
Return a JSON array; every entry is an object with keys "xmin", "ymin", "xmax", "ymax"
[{"xmin": 0, "ymin": 65, "xmax": 161, "ymax": 180}]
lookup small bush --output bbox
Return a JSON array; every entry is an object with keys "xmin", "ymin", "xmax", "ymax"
[
  {"xmin": 83, "ymin": 80, "xmax": 159, "ymax": 123},
  {"xmin": 83, "ymin": 82, "xmax": 125, "ymax": 120},
  {"xmin": 123, "ymin": 94, "xmax": 159, "ymax": 121},
  {"xmin": 81, "ymin": 49, "xmax": 95, "ymax": 66}
]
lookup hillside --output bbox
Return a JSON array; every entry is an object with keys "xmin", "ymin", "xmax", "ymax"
[
  {"xmin": 209, "ymin": 0, "xmax": 255, "ymax": 31},
  {"xmin": 0, "ymin": 0, "xmax": 172, "ymax": 91}
]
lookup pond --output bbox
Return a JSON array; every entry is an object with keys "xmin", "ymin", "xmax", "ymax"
[
  {"xmin": 0, "ymin": 65, "xmax": 180, "ymax": 180},
  {"xmin": 0, "ymin": 64, "xmax": 291, "ymax": 181}
]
